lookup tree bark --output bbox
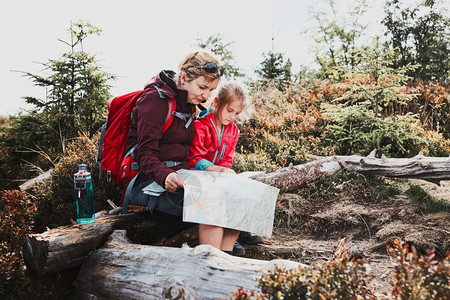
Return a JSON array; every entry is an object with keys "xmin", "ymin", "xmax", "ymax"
[
  {"xmin": 73, "ymin": 230, "xmax": 303, "ymax": 300},
  {"xmin": 256, "ymin": 151, "xmax": 450, "ymax": 191},
  {"xmin": 255, "ymin": 156, "xmax": 342, "ymax": 192},
  {"xmin": 19, "ymin": 168, "xmax": 54, "ymax": 191},
  {"xmin": 335, "ymin": 151, "xmax": 450, "ymax": 184},
  {"xmin": 23, "ymin": 212, "xmax": 194, "ymax": 276}
]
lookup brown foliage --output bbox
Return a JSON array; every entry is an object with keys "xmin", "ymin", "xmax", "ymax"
[{"xmin": 0, "ymin": 190, "xmax": 36, "ymax": 297}]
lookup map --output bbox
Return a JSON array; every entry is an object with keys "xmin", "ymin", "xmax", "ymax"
[{"xmin": 180, "ymin": 170, "xmax": 279, "ymax": 238}]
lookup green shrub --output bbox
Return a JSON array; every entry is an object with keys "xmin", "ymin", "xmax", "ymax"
[
  {"xmin": 0, "ymin": 190, "xmax": 36, "ymax": 299},
  {"xmin": 238, "ymin": 80, "xmax": 449, "ymax": 166},
  {"xmin": 321, "ymin": 105, "xmax": 430, "ymax": 157},
  {"xmin": 420, "ymin": 130, "xmax": 450, "ymax": 157},
  {"xmin": 0, "ymin": 114, "xmax": 65, "ymax": 190},
  {"xmin": 32, "ymin": 133, "xmax": 119, "ymax": 232}
]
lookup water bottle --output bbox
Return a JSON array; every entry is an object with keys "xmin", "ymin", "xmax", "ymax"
[{"xmin": 74, "ymin": 164, "xmax": 95, "ymax": 224}]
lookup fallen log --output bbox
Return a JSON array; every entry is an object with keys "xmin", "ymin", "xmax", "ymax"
[
  {"xmin": 336, "ymin": 151, "xmax": 450, "ymax": 184},
  {"xmin": 23, "ymin": 214, "xmax": 134, "ymax": 276},
  {"xmin": 256, "ymin": 151, "xmax": 450, "ymax": 191},
  {"xmin": 23, "ymin": 212, "xmax": 194, "ymax": 276},
  {"xmin": 256, "ymin": 156, "xmax": 341, "ymax": 192},
  {"xmin": 73, "ymin": 230, "xmax": 303, "ymax": 300},
  {"xmin": 19, "ymin": 168, "xmax": 54, "ymax": 191}
]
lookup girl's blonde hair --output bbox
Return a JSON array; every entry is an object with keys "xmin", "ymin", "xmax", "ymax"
[
  {"xmin": 210, "ymin": 80, "xmax": 252, "ymax": 122},
  {"xmin": 178, "ymin": 50, "xmax": 222, "ymax": 82}
]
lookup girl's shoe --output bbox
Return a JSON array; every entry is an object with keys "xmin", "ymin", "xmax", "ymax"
[
  {"xmin": 232, "ymin": 242, "xmax": 245, "ymax": 256},
  {"xmin": 238, "ymin": 231, "xmax": 264, "ymax": 245}
]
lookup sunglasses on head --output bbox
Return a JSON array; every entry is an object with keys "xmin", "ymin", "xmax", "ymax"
[{"xmin": 185, "ymin": 62, "xmax": 224, "ymax": 76}]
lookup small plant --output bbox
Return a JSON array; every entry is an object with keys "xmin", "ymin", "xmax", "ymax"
[
  {"xmin": 228, "ymin": 287, "xmax": 259, "ymax": 300},
  {"xmin": 406, "ymin": 184, "xmax": 450, "ymax": 214},
  {"xmin": 229, "ymin": 255, "xmax": 376, "ymax": 299},
  {"xmin": 387, "ymin": 239, "xmax": 450, "ymax": 300},
  {"xmin": 307, "ymin": 170, "xmax": 396, "ymax": 199},
  {"xmin": 232, "ymin": 151, "xmax": 278, "ymax": 174},
  {"xmin": 230, "ymin": 238, "xmax": 450, "ymax": 299}
]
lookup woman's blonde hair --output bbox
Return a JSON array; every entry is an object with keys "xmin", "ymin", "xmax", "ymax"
[{"xmin": 178, "ymin": 50, "xmax": 222, "ymax": 82}]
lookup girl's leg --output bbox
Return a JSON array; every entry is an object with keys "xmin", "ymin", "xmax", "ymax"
[
  {"xmin": 198, "ymin": 224, "xmax": 224, "ymax": 249},
  {"xmin": 221, "ymin": 229, "xmax": 240, "ymax": 251}
]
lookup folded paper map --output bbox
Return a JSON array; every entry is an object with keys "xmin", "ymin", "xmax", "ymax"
[
  {"xmin": 143, "ymin": 170, "xmax": 279, "ymax": 237},
  {"xmin": 183, "ymin": 170, "xmax": 278, "ymax": 238}
]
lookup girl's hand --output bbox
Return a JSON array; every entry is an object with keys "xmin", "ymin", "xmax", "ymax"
[
  {"xmin": 165, "ymin": 172, "xmax": 184, "ymax": 192},
  {"xmin": 222, "ymin": 168, "xmax": 236, "ymax": 174},
  {"xmin": 206, "ymin": 165, "xmax": 236, "ymax": 174}
]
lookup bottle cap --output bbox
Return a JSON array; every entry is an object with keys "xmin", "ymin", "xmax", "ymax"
[{"xmin": 78, "ymin": 164, "xmax": 88, "ymax": 171}]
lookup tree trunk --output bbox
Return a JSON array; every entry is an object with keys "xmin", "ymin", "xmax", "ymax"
[
  {"xmin": 23, "ymin": 211, "xmax": 194, "ymax": 276},
  {"xmin": 73, "ymin": 230, "xmax": 303, "ymax": 300},
  {"xmin": 255, "ymin": 156, "xmax": 342, "ymax": 192},
  {"xmin": 19, "ymin": 168, "xmax": 54, "ymax": 191},
  {"xmin": 256, "ymin": 151, "xmax": 450, "ymax": 192},
  {"xmin": 335, "ymin": 151, "xmax": 450, "ymax": 184}
]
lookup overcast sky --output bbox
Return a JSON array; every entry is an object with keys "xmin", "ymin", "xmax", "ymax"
[{"xmin": 1, "ymin": 0, "xmax": 386, "ymax": 116}]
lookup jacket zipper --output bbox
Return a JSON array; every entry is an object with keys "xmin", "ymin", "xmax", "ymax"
[
  {"xmin": 219, "ymin": 145, "xmax": 226, "ymax": 162},
  {"xmin": 210, "ymin": 118, "xmax": 224, "ymax": 165}
]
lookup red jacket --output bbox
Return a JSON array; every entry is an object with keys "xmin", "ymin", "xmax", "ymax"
[
  {"xmin": 124, "ymin": 70, "xmax": 195, "ymax": 188},
  {"xmin": 188, "ymin": 111, "xmax": 239, "ymax": 170}
]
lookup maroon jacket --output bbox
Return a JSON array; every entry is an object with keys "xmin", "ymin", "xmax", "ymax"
[{"xmin": 124, "ymin": 70, "xmax": 195, "ymax": 188}]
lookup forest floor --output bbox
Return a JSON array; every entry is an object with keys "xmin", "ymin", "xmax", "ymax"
[{"xmin": 239, "ymin": 177, "xmax": 450, "ymax": 298}]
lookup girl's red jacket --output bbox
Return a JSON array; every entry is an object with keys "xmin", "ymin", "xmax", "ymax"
[{"xmin": 188, "ymin": 111, "xmax": 239, "ymax": 170}]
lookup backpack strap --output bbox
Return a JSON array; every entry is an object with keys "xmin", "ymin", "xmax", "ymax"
[
  {"xmin": 121, "ymin": 172, "xmax": 139, "ymax": 214},
  {"xmin": 153, "ymin": 84, "xmax": 165, "ymax": 99},
  {"xmin": 96, "ymin": 122, "xmax": 108, "ymax": 179},
  {"xmin": 172, "ymin": 111, "xmax": 196, "ymax": 128},
  {"xmin": 162, "ymin": 98, "xmax": 177, "ymax": 132}
]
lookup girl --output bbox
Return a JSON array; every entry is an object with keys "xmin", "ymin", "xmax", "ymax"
[{"xmin": 188, "ymin": 80, "xmax": 250, "ymax": 255}]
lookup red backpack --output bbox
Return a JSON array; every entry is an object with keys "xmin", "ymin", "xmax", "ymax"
[{"xmin": 97, "ymin": 86, "xmax": 176, "ymax": 189}]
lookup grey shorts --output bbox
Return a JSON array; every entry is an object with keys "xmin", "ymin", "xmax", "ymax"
[{"xmin": 130, "ymin": 179, "xmax": 184, "ymax": 216}]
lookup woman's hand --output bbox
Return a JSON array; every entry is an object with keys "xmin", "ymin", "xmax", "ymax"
[{"xmin": 165, "ymin": 172, "xmax": 184, "ymax": 192}]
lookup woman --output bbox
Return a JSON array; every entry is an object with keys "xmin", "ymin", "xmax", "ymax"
[{"xmin": 123, "ymin": 51, "xmax": 238, "ymax": 253}]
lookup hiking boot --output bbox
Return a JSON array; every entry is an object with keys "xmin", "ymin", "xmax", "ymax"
[
  {"xmin": 232, "ymin": 242, "xmax": 245, "ymax": 257},
  {"xmin": 238, "ymin": 231, "xmax": 264, "ymax": 245}
]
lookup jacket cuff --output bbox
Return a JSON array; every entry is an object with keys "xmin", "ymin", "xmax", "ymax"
[{"xmin": 195, "ymin": 159, "xmax": 213, "ymax": 170}]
